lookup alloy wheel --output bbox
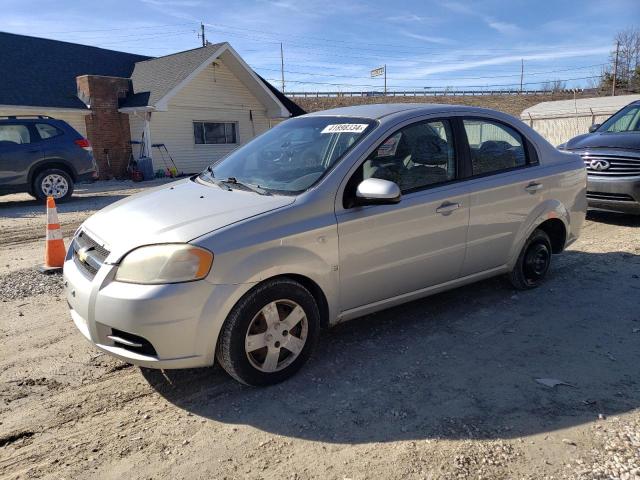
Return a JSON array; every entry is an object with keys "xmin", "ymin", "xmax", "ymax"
[
  {"xmin": 41, "ymin": 174, "xmax": 69, "ymax": 199},
  {"xmin": 244, "ymin": 299, "xmax": 308, "ymax": 372}
]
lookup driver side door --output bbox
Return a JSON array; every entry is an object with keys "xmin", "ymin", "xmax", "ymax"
[{"xmin": 336, "ymin": 118, "xmax": 470, "ymax": 312}]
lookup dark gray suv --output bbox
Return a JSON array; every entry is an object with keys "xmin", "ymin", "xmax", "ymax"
[
  {"xmin": 559, "ymin": 100, "xmax": 640, "ymax": 215},
  {"xmin": 0, "ymin": 116, "xmax": 97, "ymax": 202}
]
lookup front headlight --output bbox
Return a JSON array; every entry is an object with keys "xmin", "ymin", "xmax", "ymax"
[{"xmin": 115, "ymin": 244, "xmax": 213, "ymax": 284}]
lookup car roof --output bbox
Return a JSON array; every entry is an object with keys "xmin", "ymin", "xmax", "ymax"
[
  {"xmin": 0, "ymin": 116, "xmax": 64, "ymax": 124},
  {"xmin": 302, "ymin": 103, "xmax": 503, "ymax": 120}
]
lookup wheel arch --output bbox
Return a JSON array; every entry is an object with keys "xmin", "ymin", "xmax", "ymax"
[
  {"xmin": 536, "ymin": 218, "xmax": 567, "ymax": 254},
  {"xmin": 233, "ymin": 273, "xmax": 331, "ymax": 330},
  {"xmin": 508, "ymin": 199, "xmax": 571, "ymax": 267},
  {"xmin": 28, "ymin": 159, "xmax": 78, "ymax": 187}
]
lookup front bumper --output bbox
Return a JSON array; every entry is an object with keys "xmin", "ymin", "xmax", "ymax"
[
  {"xmin": 587, "ymin": 175, "xmax": 640, "ymax": 214},
  {"xmin": 64, "ymin": 253, "xmax": 252, "ymax": 369}
]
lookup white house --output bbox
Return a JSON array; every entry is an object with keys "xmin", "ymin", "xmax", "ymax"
[
  {"xmin": 119, "ymin": 42, "xmax": 300, "ymax": 174},
  {"xmin": 0, "ymin": 32, "xmax": 305, "ymax": 178}
]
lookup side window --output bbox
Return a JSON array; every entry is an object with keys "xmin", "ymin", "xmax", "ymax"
[
  {"xmin": 0, "ymin": 124, "xmax": 31, "ymax": 144},
  {"xmin": 362, "ymin": 120, "xmax": 456, "ymax": 193},
  {"xmin": 463, "ymin": 119, "xmax": 527, "ymax": 176},
  {"xmin": 35, "ymin": 123, "xmax": 63, "ymax": 140},
  {"xmin": 193, "ymin": 121, "xmax": 237, "ymax": 145}
]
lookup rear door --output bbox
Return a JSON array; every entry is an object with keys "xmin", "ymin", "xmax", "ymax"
[
  {"xmin": 336, "ymin": 118, "xmax": 470, "ymax": 311},
  {"xmin": 458, "ymin": 117, "xmax": 544, "ymax": 276},
  {"xmin": 0, "ymin": 123, "xmax": 42, "ymax": 187}
]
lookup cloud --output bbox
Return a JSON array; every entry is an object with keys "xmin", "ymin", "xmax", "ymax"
[
  {"xmin": 400, "ymin": 30, "xmax": 452, "ymax": 45},
  {"xmin": 259, "ymin": 0, "xmax": 300, "ymax": 11},
  {"xmin": 442, "ymin": 1, "xmax": 521, "ymax": 35},
  {"xmin": 487, "ymin": 21, "xmax": 520, "ymax": 35},
  {"xmin": 404, "ymin": 46, "xmax": 612, "ymax": 78},
  {"xmin": 141, "ymin": 0, "xmax": 202, "ymax": 6},
  {"xmin": 387, "ymin": 13, "xmax": 428, "ymax": 23}
]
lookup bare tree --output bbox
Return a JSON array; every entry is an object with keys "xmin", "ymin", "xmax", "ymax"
[
  {"xmin": 600, "ymin": 27, "xmax": 640, "ymax": 93},
  {"xmin": 542, "ymin": 79, "xmax": 567, "ymax": 92}
]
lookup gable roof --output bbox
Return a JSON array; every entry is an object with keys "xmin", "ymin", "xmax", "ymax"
[
  {"xmin": 121, "ymin": 42, "xmax": 303, "ymax": 118},
  {"xmin": 0, "ymin": 31, "xmax": 150, "ymax": 110},
  {"xmin": 0, "ymin": 32, "xmax": 305, "ymax": 117},
  {"xmin": 126, "ymin": 43, "xmax": 226, "ymax": 108}
]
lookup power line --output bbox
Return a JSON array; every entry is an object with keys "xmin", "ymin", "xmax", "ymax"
[
  {"xmin": 33, "ymin": 22, "xmax": 194, "ymax": 35},
  {"xmin": 254, "ymin": 63, "xmax": 606, "ymax": 82},
  {"xmin": 204, "ymin": 21, "xmax": 601, "ymax": 55},
  {"xmin": 96, "ymin": 31, "xmax": 195, "ymax": 46},
  {"xmin": 207, "ymin": 24, "xmax": 604, "ymax": 63}
]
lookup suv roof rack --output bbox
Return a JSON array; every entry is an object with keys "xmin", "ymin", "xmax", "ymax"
[{"xmin": 0, "ymin": 115, "xmax": 56, "ymax": 120}]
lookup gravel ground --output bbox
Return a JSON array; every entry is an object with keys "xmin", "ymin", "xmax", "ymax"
[
  {"xmin": 0, "ymin": 269, "xmax": 63, "ymax": 301},
  {"xmin": 1, "ymin": 184, "xmax": 639, "ymax": 479}
]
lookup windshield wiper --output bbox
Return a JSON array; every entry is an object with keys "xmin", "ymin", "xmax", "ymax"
[
  {"xmin": 223, "ymin": 177, "xmax": 269, "ymax": 195},
  {"xmin": 201, "ymin": 167, "xmax": 232, "ymax": 191}
]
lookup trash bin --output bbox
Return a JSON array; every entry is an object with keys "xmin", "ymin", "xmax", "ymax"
[{"xmin": 137, "ymin": 157, "xmax": 154, "ymax": 181}]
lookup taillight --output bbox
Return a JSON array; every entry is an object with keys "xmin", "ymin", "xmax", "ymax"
[{"xmin": 74, "ymin": 138, "xmax": 92, "ymax": 151}]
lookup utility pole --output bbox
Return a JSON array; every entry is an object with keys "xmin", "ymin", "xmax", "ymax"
[
  {"xmin": 384, "ymin": 64, "xmax": 387, "ymax": 95},
  {"xmin": 520, "ymin": 59, "xmax": 524, "ymax": 93},
  {"xmin": 200, "ymin": 22, "xmax": 206, "ymax": 47},
  {"xmin": 280, "ymin": 43, "xmax": 285, "ymax": 94},
  {"xmin": 612, "ymin": 40, "xmax": 620, "ymax": 96}
]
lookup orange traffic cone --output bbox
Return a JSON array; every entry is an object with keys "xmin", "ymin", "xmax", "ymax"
[{"xmin": 39, "ymin": 196, "xmax": 66, "ymax": 273}]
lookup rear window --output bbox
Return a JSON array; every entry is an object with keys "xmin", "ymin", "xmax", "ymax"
[{"xmin": 36, "ymin": 123, "xmax": 63, "ymax": 140}]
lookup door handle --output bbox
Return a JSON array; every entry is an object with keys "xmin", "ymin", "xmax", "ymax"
[
  {"xmin": 525, "ymin": 182, "xmax": 543, "ymax": 194},
  {"xmin": 436, "ymin": 202, "xmax": 461, "ymax": 215}
]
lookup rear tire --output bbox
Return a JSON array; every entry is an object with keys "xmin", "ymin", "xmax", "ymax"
[
  {"xmin": 509, "ymin": 229, "xmax": 552, "ymax": 290},
  {"xmin": 33, "ymin": 168, "xmax": 74, "ymax": 202},
  {"xmin": 216, "ymin": 278, "xmax": 320, "ymax": 386}
]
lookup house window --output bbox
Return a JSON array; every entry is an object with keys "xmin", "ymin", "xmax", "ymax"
[{"xmin": 193, "ymin": 122, "xmax": 237, "ymax": 145}]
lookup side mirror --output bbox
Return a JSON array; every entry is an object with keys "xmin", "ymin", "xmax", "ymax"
[
  {"xmin": 588, "ymin": 124, "xmax": 601, "ymax": 133},
  {"xmin": 355, "ymin": 178, "xmax": 401, "ymax": 205}
]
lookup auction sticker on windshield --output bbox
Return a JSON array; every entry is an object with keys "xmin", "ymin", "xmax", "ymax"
[{"xmin": 321, "ymin": 124, "xmax": 369, "ymax": 134}]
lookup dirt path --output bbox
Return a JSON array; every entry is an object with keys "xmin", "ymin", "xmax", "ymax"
[{"xmin": 1, "ymin": 185, "xmax": 639, "ymax": 479}]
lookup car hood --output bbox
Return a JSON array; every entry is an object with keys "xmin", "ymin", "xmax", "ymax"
[
  {"xmin": 81, "ymin": 178, "xmax": 295, "ymax": 261},
  {"xmin": 565, "ymin": 131, "xmax": 640, "ymax": 151}
]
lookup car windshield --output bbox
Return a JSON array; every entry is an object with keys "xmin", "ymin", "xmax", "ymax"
[
  {"xmin": 199, "ymin": 116, "xmax": 375, "ymax": 194},
  {"xmin": 598, "ymin": 104, "xmax": 640, "ymax": 133}
]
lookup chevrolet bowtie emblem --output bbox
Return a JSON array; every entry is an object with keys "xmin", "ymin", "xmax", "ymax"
[{"xmin": 77, "ymin": 246, "xmax": 92, "ymax": 263}]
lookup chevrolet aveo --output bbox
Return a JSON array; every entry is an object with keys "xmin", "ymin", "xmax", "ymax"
[{"xmin": 65, "ymin": 104, "xmax": 587, "ymax": 386}]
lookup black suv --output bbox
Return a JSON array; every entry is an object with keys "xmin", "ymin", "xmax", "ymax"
[
  {"xmin": 559, "ymin": 100, "xmax": 640, "ymax": 215},
  {"xmin": 0, "ymin": 116, "xmax": 97, "ymax": 201}
]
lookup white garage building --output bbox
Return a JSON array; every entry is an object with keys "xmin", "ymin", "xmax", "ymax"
[{"xmin": 520, "ymin": 94, "xmax": 640, "ymax": 146}]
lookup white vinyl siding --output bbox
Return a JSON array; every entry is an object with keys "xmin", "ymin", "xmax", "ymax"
[
  {"xmin": 143, "ymin": 59, "xmax": 270, "ymax": 173},
  {"xmin": 0, "ymin": 108, "xmax": 87, "ymax": 137}
]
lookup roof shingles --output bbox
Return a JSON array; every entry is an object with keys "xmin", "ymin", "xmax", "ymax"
[
  {"xmin": 0, "ymin": 32, "xmax": 304, "ymax": 117},
  {"xmin": 0, "ymin": 31, "xmax": 150, "ymax": 109}
]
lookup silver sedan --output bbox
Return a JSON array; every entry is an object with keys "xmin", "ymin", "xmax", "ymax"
[{"xmin": 64, "ymin": 104, "xmax": 587, "ymax": 386}]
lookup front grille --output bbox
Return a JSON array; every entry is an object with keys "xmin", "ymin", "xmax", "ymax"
[
  {"xmin": 581, "ymin": 153, "xmax": 640, "ymax": 177},
  {"xmin": 72, "ymin": 231, "xmax": 110, "ymax": 279},
  {"xmin": 587, "ymin": 192, "xmax": 636, "ymax": 202}
]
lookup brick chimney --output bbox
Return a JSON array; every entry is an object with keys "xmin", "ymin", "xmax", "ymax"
[{"xmin": 76, "ymin": 75, "xmax": 133, "ymax": 179}]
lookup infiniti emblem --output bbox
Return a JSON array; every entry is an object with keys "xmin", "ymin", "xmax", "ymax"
[{"xmin": 590, "ymin": 159, "xmax": 610, "ymax": 171}]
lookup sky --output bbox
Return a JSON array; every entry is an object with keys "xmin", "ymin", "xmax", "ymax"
[{"xmin": 2, "ymin": 0, "xmax": 639, "ymax": 93}]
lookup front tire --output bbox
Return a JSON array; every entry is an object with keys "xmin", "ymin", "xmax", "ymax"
[
  {"xmin": 509, "ymin": 229, "xmax": 552, "ymax": 290},
  {"xmin": 33, "ymin": 168, "xmax": 74, "ymax": 202},
  {"xmin": 216, "ymin": 278, "xmax": 320, "ymax": 386}
]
